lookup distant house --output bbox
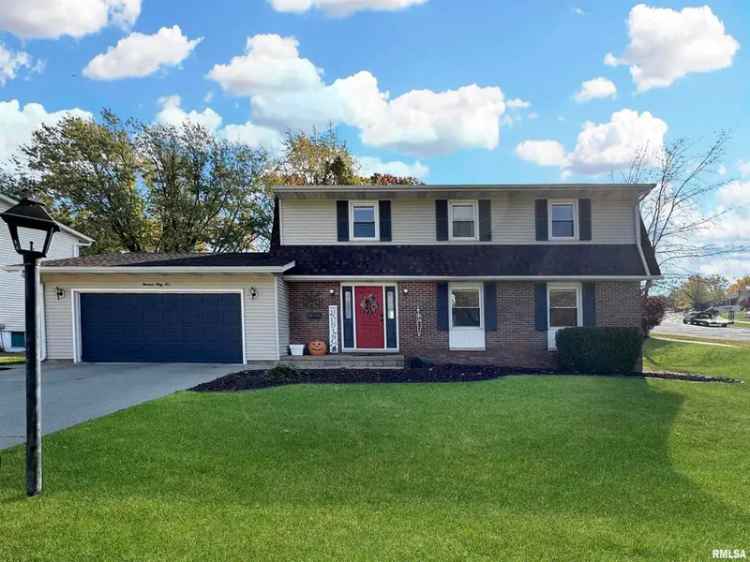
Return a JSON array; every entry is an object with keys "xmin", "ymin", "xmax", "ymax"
[
  {"xmin": 27, "ymin": 183, "xmax": 660, "ymax": 368},
  {"xmin": 0, "ymin": 194, "xmax": 93, "ymax": 352}
]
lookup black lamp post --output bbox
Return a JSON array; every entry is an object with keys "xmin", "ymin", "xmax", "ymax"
[{"xmin": 1, "ymin": 196, "xmax": 59, "ymax": 497}]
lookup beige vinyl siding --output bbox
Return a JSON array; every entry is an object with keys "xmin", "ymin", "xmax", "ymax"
[
  {"xmin": 279, "ymin": 191, "xmax": 637, "ymax": 245},
  {"xmin": 280, "ymin": 198, "xmax": 337, "ymax": 245},
  {"xmin": 276, "ymin": 276, "xmax": 289, "ymax": 356},
  {"xmin": 41, "ymin": 273, "xmax": 279, "ymax": 361},
  {"xmin": 591, "ymin": 196, "xmax": 637, "ymax": 243}
]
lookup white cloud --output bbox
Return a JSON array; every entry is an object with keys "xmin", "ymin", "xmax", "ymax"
[
  {"xmin": 738, "ymin": 160, "xmax": 750, "ymax": 178},
  {"xmin": 516, "ymin": 109, "xmax": 668, "ymax": 175},
  {"xmin": 718, "ymin": 164, "xmax": 727, "ymax": 176},
  {"xmin": 0, "ymin": 99, "xmax": 91, "ymax": 166},
  {"xmin": 208, "ymin": 34, "xmax": 507, "ymax": 156},
  {"xmin": 574, "ymin": 77, "xmax": 617, "ymax": 102},
  {"xmin": 207, "ymin": 34, "xmax": 323, "ymax": 97},
  {"xmin": 0, "ymin": 0, "xmax": 140, "ymax": 39},
  {"xmin": 574, "ymin": 7, "xmax": 585, "ymax": 16},
  {"xmin": 154, "ymin": 95, "xmax": 283, "ymax": 154},
  {"xmin": 222, "ymin": 122, "xmax": 283, "ymax": 154},
  {"xmin": 356, "ymin": 155, "xmax": 429, "ymax": 179},
  {"xmin": 268, "ymin": 0, "xmax": 427, "ymax": 17},
  {"xmin": 515, "ymin": 140, "xmax": 568, "ymax": 167},
  {"xmin": 83, "ymin": 26, "xmax": 202, "ymax": 80},
  {"xmin": 717, "ymin": 180, "xmax": 750, "ymax": 209},
  {"xmin": 0, "ymin": 43, "xmax": 39, "ymax": 86},
  {"xmin": 155, "ymin": 95, "xmax": 223, "ymax": 132},
  {"xmin": 506, "ymin": 98, "xmax": 531, "ymax": 109},
  {"xmin": 606, "ymin": 4, "xmax": 740, "ymax": 92}
]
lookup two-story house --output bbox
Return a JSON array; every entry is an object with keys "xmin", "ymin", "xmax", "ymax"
[
  {"xmin": 0, "ymin": 193, "xmax": 93, "ymax": 353},
  {"xmin": 29, "ymin": 184, "xmax": 660, "ymax": 368}
]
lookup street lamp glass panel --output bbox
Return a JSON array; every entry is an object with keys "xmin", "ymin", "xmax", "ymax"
[
  {"xmin": 1, "ymin": 198, "xmax": 60, "ymax": 258},
  {"xmin": 14, "ymin": 226, "xmax": 53, "ymax": 255}
]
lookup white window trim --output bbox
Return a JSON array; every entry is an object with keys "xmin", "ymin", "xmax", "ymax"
[
  {"xmin": 448, "ymin": 282, "xmax": 485, "ymax": 350},
  {"xmin": 548, "ymin": 199, "xmax": 579, "ymax": 241},
  {"xmin": 547, "ymin": 282, "xmax": 582, "ymax": 350},
  {"xmin": 448, "ymin": 200, "xmax": 479, "ymax": 241},
  {"xmin": 349, "ymin": 201, "xmax": 379, "ymax": 241}
]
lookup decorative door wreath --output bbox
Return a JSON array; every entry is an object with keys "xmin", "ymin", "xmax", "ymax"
[{"xmin": 360, "ymin": 293, "xmax": 379, "ymax": 317}]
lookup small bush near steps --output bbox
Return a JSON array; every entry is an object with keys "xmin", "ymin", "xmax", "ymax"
[
  {"xmin": 264, "ymin": 364, "xmax": 300, "ymax": 384},
  {"xmin": 556, "ymin": 327, "xmax": 643, "ymax": 375}
]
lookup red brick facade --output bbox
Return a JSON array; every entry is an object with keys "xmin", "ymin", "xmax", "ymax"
[
  {"xmin": 287, "ymin": 282, "xmax": 341, "ymax": 350},
  {"xmin": 287, "ymin": 280, "xmax": 642, "ymax": 369}
]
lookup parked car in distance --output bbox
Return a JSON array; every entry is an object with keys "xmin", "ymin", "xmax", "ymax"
[{"xmin": 683, "ymin": 309, "xmax": 734, "ymax": 327}]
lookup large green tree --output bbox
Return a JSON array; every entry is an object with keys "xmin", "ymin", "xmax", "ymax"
[
  {"xmin": 138, "ymin": 121, "xmax": 272, "ymax": 253},
  {"xmin": 1, "ymin": 110, "xmax": 272, "ymax": 254},
  {"xmin": 18, "ymin": 110, "xmax": 149, "ymax": 253}
]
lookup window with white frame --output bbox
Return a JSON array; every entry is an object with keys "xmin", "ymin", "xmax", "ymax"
[
  {"xmin": 449, "ymin": 200, "xmax": 478, "ymax": 240},
  {"xmin": 450, "ymin": 286, "xmax": 482, "ymax": 328},
  {"xmin": 549, "ymin": 200, "xmax": 577, "ymax": 240},
  {"xmin": 350, "ymin": 202, "xmax": 378, "ymax": 240},
  {"xmin": 548, "ymin": 286, "xmax": 580, "ymax": 329}
]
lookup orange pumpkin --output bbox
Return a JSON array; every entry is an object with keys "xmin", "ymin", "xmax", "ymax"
[{"xmin": 308, "ymin": 340, "xmax": 327, "ymax": 356}]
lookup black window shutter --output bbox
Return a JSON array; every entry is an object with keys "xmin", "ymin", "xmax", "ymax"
[
  {"xmin": 484, "ymin": 282, "xmax": 497, "ymax": 331},
  {"xmin": 534, "ymin": 282, "xmax": 548, "ymax": 331},
  {"xmin": 379, "ymin": 200, "xmax": 392, "ymax": 241},
  {"xmin": 479, "ymin": 200, "xmax": 492, "ymax": 241},
  {"xmin": 535, "ymin": 199, "xmax": 548, "ymax": 241},
  {"xmin": 579, "ymin": 198, "xmax": 592, "ymax": 241},
  {"xmin": 435, "ymin": 200, "xmax": 448, "ymax": 241},
  {"xmin": 437, "ymin": 282, "xmax": 449, "ymax": 331},
  {"xmin": 336, "ymin": 200, "xmax": 349, "ymax": 241},
  {"xmin": 583, "ymin": 282, "xmax": 596, "ymax": 327}
]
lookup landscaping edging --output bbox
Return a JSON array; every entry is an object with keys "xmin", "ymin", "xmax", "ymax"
[{"xmin": 191, "ymin": 365, "xmax": 742, "ymax": 392}]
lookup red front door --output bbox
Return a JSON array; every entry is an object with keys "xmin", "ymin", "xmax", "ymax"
[{"xmin": 354, "ymin": 286, "xmax": 385, "ymax": 349}]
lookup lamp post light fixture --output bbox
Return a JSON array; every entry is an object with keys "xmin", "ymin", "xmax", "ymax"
[{"xmin": 1, "ymin": 196, "xmax": 60, "ymax": 497}]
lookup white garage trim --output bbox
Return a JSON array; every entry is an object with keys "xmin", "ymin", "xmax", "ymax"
[{"xmin": 69, "ymin": 288, "xmax": 247, "ymax": 364}]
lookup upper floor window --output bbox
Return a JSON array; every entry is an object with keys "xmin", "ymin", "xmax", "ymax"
[
  {"xmin": 350, "ymin": 202, "xmax": 379, "ymax": 240},
  {"xmin": 449, "ymin": 200, "xmax": 478, "ymax": 240},
  {"xmin": 549, "ymin": 200, "xmax": 578, "ymax": 240}
]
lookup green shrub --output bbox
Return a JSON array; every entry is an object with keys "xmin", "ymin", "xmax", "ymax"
[
  {"xmin": 556, "ymin": 327, "xmax": 642, "ymax": 374},
  {"xmin": 264, "ymin": 363, "xmax": 300, "ymax": 384}
]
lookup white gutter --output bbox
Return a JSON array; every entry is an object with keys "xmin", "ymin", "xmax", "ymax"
[
  {"xmin": 4, "ymin": 262, "xmax": 296, "ymax": 274},
  {"xmin": 283, "ymin": 274, "xmax": 662, "ymax": 282}
]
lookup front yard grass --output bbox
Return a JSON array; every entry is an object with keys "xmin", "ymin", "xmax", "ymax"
[{"xmin": 0, "ymin": 339, "xmax": 748, "ymax": 561}]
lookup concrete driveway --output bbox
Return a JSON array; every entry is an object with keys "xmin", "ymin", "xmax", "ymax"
[
  {"xmin": 652, "ymin": 312, "xmax": 750, "ymax": 342},
  {"xmin": 0, "ymin": 363, "xmax": 240, "ymax": 450}
]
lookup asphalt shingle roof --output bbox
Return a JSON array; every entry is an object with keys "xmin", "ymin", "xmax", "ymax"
[{"xmin": 42, "ymin": 244, "xmax": 656, "ymax": 277}]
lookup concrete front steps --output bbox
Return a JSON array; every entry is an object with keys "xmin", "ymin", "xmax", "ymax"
[{"xmin": 248, "ymin": 354, "xmax": 405, "ymax": 370}]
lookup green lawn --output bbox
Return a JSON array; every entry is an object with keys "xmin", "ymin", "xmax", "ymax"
[
  {"xmin": 1, "ymin": 340, "xmax": 748, "ymax": 561},
  {"xmin": 0, "ymin": 353, "xmax": 24, "ymax": 365}
]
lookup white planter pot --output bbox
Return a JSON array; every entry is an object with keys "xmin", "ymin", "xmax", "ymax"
[{"xmin": 289, "ymin": 344, "xmax": 304, "ymax": 357}]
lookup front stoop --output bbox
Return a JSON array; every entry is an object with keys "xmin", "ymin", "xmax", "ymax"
[{"xmin": 248, "ymin": 354, "xmax": 405, "ymax": 370}]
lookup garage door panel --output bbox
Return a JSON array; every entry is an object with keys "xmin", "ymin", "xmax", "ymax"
[{"xmin": 80, "ymin": 293, "xmax": 243, "ymax": 363}]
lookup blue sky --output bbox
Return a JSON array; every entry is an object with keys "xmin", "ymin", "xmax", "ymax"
[{"xmin": 0, "ymin": 0, "xmax": 748, "ymax": 279}]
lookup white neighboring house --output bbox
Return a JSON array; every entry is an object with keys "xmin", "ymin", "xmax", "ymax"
[{"xmin": 0, "ymin": 194, "xmax": 94, "ymax": 352}]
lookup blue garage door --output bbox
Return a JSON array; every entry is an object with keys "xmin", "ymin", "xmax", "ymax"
[{"xmin": 80, "ymin": 293, "xmax": 243, "ymax": 363}]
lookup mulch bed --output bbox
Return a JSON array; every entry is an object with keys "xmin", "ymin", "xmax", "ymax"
[{"xmin": 191, "ymin": 364, "xmax": 742, "ymax": 392}]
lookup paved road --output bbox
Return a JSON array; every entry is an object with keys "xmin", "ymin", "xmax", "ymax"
[
  {"xmin": 0, "ymin": 363, "xmax": 240, "ymax": 450},
  {"xmin": 652, "ymin": 312, "xmax": 750, "ymax": 342}
]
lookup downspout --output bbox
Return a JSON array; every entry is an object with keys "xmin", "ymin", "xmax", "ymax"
[{"xmin": 634, "ymin": 201, "xmax": 651, "ymax": 277}]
